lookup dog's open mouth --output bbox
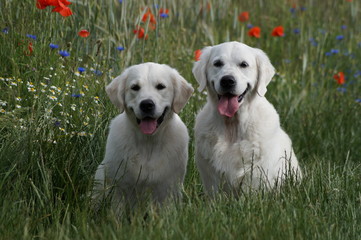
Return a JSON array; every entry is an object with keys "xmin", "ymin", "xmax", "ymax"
[
  {"xmin": 136, "ymin": 107, "xmax": 168, "ymax": 135},
  {"xmin": 217, "ymin": 83, "xmax": 250, "ymax": 118}
]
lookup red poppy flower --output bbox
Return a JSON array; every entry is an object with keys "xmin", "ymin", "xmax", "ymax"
[
  {"xmin": 141, "ymin": 8, "xmax": 156, "ymax": 30},
  {"xmin": 36, "ymin": 0, "xmax": 72, "ymax": 17},
  {"xmin": 133, "ymin": 26, "xmax": 148, "ymax": 40},
  {"xmin": 78, "ymin": 29, "xmax": 90, "ymax": 38},
  {"xmin": 248, "ymin": 27, "xmax": 261, "ymax": 38},
  {"xmin": 194, "ymin": 49, "xmax": 202, "ymax": 61},
  {"xmin": 159, "ymin": 8, "xmax": 169, "ymax": 15},
  {"xmin": 334, "ymin": 72, "xmax": 345, "ymax": 85},
  {"xmin": 271, "ymin": 26, "xmax": 285, "ymax": 37},
  {"xmin": 238, "ymin": 11, "xmax": 249, "ymax": 22}
]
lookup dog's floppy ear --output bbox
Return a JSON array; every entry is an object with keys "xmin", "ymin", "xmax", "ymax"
[
  {"xmin": 105, "ymin": 68, "xmax": 129, "ymax": 112},
  {"xmin": 171, "ymin": 69, "xmax": 194, "ymax": 113},
  {"xmin": 192, "ymin": 46, "xmax": 212, "ymax": 92},
  {"xmin": 254, "ymin": 48, "xmax": 275, "ymax": 97}
]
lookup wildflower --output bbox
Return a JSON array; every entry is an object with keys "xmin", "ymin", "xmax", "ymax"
[
  {"xmin": 0, "ymin": 109, "xmax": 5, "ymax": 114},
  {"xmin": 59, "ymin": 50, "xmax": 70, "ymax": 57},
  {"xmin": 248, "ymin": 26, "xmax": 261, "ymax": 38},
  {"xmin": 309, "ymin": 38, "xmax": 318, "ymax": 46},
  {"xmin": 159, "ymin": 8, "xmax": 169, "ymax": 18},
  {"xmin": 293, "ymin": 28, "xmax": 300, "ymax": 34},
  {"xmin": 25, "ymin": 42, "xmax": 33, "ymax": 56},
  {"xmin": 331, "ymin": 49, "xmax": 339, "ymax": 54},
  {"xmin": 36, "ymin": 0, "xmax": 73, "ymax": 17},
  {"xmin": 49, "ymin": 43, "xmax": 59, "ymax": 49},
  {"xmin": 26, "ymin": 34, "xmax": 37, "ymax": 40},
  {"xmin": 118, "ymin": 0, "xmax": 122, "ymax": 3},
  {"xmin": 336, "ymin": 35, "xmax": 344, "ymax": 40},
  {"xmin": 116, "ymin": 46, "xmax": 125, "ymax": 51},
  {"xmin": 78, "ymin": 29, "xmax": 90, "ymax": 38},
  {"xmin": 333, "ymin": 72, "xmax": 345, "ymax": 85},
  {"xmin": 16, "ymin": 105, "xmax": 21, "ymax": 109},
  {"xmin": 238, "ymin": 11, "xmax": 249, "ymax": 22},
  {"xmin": 271, "ymin": 26, "xmax": 284, "ymax": 37},
  {"xmin": 194, "ymin": 49, "xmax": 202, "ymax": 61},
  {"xmin": 142, "ymin": 8, "xmax": 156, "ymax": 29},
  {"xmin": 246, "ymin": 23, "xmax": 253, "ymax": 29},
  {"xmin": 78, "ymin": 67, "xmax": 86, "ymax": 73},
  {"xmin": 290, "ymin": 7, "xmax": 296, "ymax": 14},
  {"xmin": 93, "ymin": 70, "xmax": 102, "ymax": 76},
  {"xmin": 356, "ymin": 99, "xmax": 361, "ymax": 104},
  {"xmin": 300, "ymin": 6, "xmax": 306, "ymax": 11},
  {"xmin": 28, "ymin": 87, "xmax": 36, "ymax": 93},
  {"xmin": 71, "ymin": 93, "xmax": 82, "ymax": 98},
  {"xmin": 341, "ymin": 25, "xmax": 347, "ymax": 30},
  {"xmin": 133, "ymin": 26, "xmax": 148, "ymax": 39},
  {"xmin": 2, "ymin": 27, "xmax": 9, "ymax": 34},
  {"xmin": 49, "ymin": 96, "xmax": 58, "ymax": 101},
  {"xmin": 337, "ymin": 87, "xmax": 347, "ymax": 93}
]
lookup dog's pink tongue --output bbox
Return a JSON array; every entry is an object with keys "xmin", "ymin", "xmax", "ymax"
[
  {"xmin": 218, "ymin": 95, "xmax": 239, "ymax": 118},
  {"xmin": 139, "ymin": 119, "xmax": 157, "ymax": 135}
]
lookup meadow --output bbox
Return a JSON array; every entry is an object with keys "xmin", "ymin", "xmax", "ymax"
[{"xmin": 0, "ymin": 0, "xmax": 360, "ymax": 239}]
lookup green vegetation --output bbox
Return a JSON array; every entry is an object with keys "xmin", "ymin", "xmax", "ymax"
[{"xmin": 0, "ymin": 0, "xmax": 360, "ymax": 239}]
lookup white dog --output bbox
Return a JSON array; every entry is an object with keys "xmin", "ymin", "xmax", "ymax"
[
  {"xmin": 93, "ymin": 63, "xmax": 194, "ymax": 208},
  {"xmin": 192, "ymin": 42, "xmax": 302, "ymax": 195}
]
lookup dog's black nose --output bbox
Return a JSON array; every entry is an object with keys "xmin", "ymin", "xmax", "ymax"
[
  {"xmin": 140, "ymin": 99, "xmax": 155, "ymax": 114},
  {"xmin": 220, "ymin": 75, "xmax": 236, "ymax": 90}
]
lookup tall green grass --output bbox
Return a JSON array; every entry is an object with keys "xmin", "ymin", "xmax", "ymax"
[{"xmin": 0, "ymin": 0, "xmax": 360, "ymax": 239}]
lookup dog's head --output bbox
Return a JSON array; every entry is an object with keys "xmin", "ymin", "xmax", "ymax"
[
  {"xmin": 106, "ymin": 63, "xmax": 194, "ymax": 135},
  {"xmin": 192, "ymin": 41, "xmax": 275, "ymax": 118}
]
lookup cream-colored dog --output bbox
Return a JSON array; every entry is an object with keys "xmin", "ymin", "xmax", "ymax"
[
  {"xmin": 193, "ymin": 42, "xmax": 301, "ymax": 195},
  {"xmin": 93, "ymin": 63, "xmax": 193, "ymax": 208}
]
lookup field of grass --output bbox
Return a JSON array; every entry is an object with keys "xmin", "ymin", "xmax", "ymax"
[{"xmin": 0, "ymin": 0, "xmax": 360, "ymax": 239}]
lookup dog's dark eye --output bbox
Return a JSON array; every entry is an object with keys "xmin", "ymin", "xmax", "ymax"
[
  {"xmin": 131, "ymin": 84, "xmax": 140, "ymax": 91},
  {"xmin": 156, "ymin": 83, "xmax": 166, "ymax": 90},
  {"xmin": 239, "ymin": 61, "xmax": 249, "ymax": 68},
  {"xmin": 213, "ymin": 60, "xmax": 224, "ymax": 67}
]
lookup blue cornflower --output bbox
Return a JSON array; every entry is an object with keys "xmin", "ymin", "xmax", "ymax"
[
  {"xmin": 26, "ymin": 34, "xmax": 37, "ymax": 40},
  {"xmin": 246, "ymin": 23, "xmax": 253, "ymax": 29},
  {"xmin": 78, "ymin": 67, "xmax": 86, "ymax": 73},
  {"xmin": 325, "ymin": 52, "xmax": 332, "ymax": 56},
  {"xmin": 290, "ymin": 8, "xmax": 296, "ymax": 14},
  {"xmin": 293, "ymin": 28, "xmax": 300, "ymax": 34},
  {"xmin": 300, "ymin": 6, "xmax": 306, "ymax": 11},
  {"xmin": 93, "ymin": 69, "xmax": 102, "ymax": 76},
  {"xmin": 59, "ymin": 50, "xmax": 70, "ymax": 57},
  {"xmin": 331, "ymin": 49, "xmax": 339, "ymax": 54},
  {"xmin": 336, "ymin": 35, "xmax": 344, "ymax": 40},
  {"xmin": 309, "ymin": 38, "xmax": 318, "ymax": 46},
  {"xmin": 49, "ymin": 43, "xmax": 59, "ymax": 49},
  {"xmin": 160, "ymin": 13, "xmax": 169, "ymax": 18},
  {"xmin": 353, "ymin": 71, "xmax": 361, "ymax": 77},
  {"xmin": 54, "ymin": 120, "xmax": 61, "ymax": 127},
  {"xmin": 2, "ymin": 27, "xmax": 9, "ymax": 34},
  {"xmin": 337, "ymin": 87, "xmax": 347, "ymax": 93},
  {"xmin": 118, "ymin": 0, "xmax": 122, "ymax": 3},
  {"xmin": 356, "ymin": 99, "xmax": 361, "ymax": 104},
  {"xmin": 341, "ymin": 25, "xmax": 347, "ymax": 30},
  {"xmin": 72, "ymin": 93, "xmax": 82, "ymax": 98},
  {"xmin": 116, "ymin": 46, "xmax": 125, "ymax": 51},
  {"xmin": 283, "ymin": 59, "xmax": 291, "ymax": 64}
]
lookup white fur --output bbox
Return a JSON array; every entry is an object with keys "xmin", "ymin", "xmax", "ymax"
[
  {"xmin": 192, "ymin": 42, "xmax": 302, "ymax": 195},
  {"xmin": 93, "ymin": 63, "xmax": 194, "ymax": 208}
]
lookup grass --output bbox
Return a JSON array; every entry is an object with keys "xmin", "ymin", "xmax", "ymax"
[{"xmin": 0, "ymin": 0, "xmax": 360, "ymax": 239}]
